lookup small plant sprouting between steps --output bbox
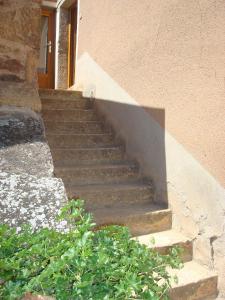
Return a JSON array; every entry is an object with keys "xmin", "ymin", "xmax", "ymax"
[{"xmin": 0, "ymin": 200, "xmax": 182, "ymax": 300}]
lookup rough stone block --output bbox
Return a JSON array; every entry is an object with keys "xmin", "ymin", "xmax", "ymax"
[
  {"xmin": 0, "ymin": 142, "xmax": 54, "ymax": 177},
  {"xmin": 0, "ymin": 106, "xmax": 68, "ymax": 231},
  {"xmin": 0, "ymin": 106, "xmax": 44, "ymax": 147},
  {"xmin": 0, "ymin": 172, "xmax": 67, "ymax": 231}
]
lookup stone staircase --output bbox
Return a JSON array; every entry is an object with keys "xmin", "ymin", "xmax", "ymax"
[{"xmin": 40, "ymin": 89, "xmax": 218, "ymax": 300}]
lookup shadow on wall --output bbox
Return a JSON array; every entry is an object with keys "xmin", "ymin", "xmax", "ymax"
[{"xmin": 94, "ymin": 98, "xmax": 168, "ymax": 205}]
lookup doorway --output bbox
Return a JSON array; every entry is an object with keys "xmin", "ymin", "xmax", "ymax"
[
  {"xmin": 38, "ymin": 9, "xmax": 55, "ymax": 89},
  {"xmin": 68, "ymin": 2, "xmax": 78, "ymax": 87}
]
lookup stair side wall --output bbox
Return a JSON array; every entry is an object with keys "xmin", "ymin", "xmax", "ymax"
[{"xmin": 74, "ymin": 0, "xmax": 225, "ymax": 294}]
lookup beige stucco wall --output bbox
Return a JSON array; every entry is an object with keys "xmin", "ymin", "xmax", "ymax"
[
  {"xmin": 77, "ymin": 0, "xmax": 225, "ymax": 187},
  {"xmin": 75, "ymin": 0, "xmax": 225, "ymax": 296},
  {"xmin": 0, "ymin": 0, "xmax": 42, "ymax": 111}
]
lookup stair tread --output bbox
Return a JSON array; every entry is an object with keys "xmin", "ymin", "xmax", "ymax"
[
  {"xmin": 136, "ymin": 229, "xmax": 191, "ymax": 248},
  {"xmin": 51, "ymin": 146, "xmax": 122, "ymax": 150},
  {"xmin": 170, "ymin": 261, "xmax": 217, "ymax": 287},
  {"xmin": 47, "ymin": 133, "xmax": 113, "ymax": 136},
  {"xmin": 41, "ymin": 96, "xmax": 84, "ymax": 101},
  {"xmin": 45, "ymin": 121, "xmax": 104, "ymax": 124},
  {"xmin": 43, "ymin": 108, "xmax": 93, "ymax": 112},
  {"xmin": 39, "ymin": 89, "xmax": 83, "ymax": 97},
  {"xmin": 40, "ymin": 88, "xmax": 82, "ymax": 93},
  {"xmin": 55, "ymin": 161, "xmax": 132, "ymax": 168},
  {"xmin": 67, "ymin": 181, "xmax": 152, "ymax": 191},
  {"xmin": 89, "ymin": 201, "xmax": 169, "ymax": 219},
  {"xmin": 55, "ymin": 161, "xmax": 137, "ymax": 170}
]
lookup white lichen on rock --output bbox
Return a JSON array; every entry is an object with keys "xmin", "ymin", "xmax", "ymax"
[{"xmin": 0, "ymin": 172, "xmax": 67, "ymax": 230}]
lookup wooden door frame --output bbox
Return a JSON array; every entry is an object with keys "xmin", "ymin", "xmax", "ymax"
[
  {"xmin": 68, "ymin": 1, "xmax": 78, "ymax": 87},
  {"xmin": 38, "ymin": 9, "xmax": 55, "ymax": 89}
]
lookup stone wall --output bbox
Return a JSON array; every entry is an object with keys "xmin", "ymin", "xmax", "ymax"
[{"xmin": 0, "ymin": 0, "xmax": 42, "ymax": 111}]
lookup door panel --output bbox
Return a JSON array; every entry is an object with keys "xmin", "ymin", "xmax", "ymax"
[
  {"xmin": 68, "ymin": 2, "xmax": 78, "ymax": 87},
  {"xmin": 38, "ymin": 9, "xmax": 55, "ymax": 89}
]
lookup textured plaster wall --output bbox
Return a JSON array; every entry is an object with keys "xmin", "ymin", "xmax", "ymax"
[
  {"xmin": 0, "ymin": 0, "xmax": 42, "ymax": 111},
  {"xmin": 77, "ymin": 0, "xmax": 225, "ymax": 187},
  {"xmin": 76, "ymin": 0, "xmax": 225, "ymax": 295}
]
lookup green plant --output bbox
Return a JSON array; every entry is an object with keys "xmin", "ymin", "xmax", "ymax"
[{"xmin": 0, "ymin": 200, "xmax": 182, "ymax": 300}]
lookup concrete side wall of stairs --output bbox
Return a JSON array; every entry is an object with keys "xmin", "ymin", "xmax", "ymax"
[{"xmin": 75, "ymin": 53, "xmax": 225, "ymax": 298}]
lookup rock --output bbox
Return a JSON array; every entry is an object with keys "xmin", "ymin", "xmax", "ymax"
[
  {"xmin": 0, "ymin": 172, "xmax": 67, "ymax": 230},
  {"xmin": 22, "ymin": 293, "xmax": 55, "ymax": 300},
  {"xmin": 0, "ymin": 106, "xmax": 68, "ymax": 231},
  {"xmin": 0, "ymin": 106, "xmax": 53, "ymax": 176},
  {"xmin": 0, "ymin": 0, "xmax": 41, "ymax": 111},
  {"xmin": 0, "ymin": 142, "xmax": 53, "ymax": 177},
  {"xmin": 0, "ymin": 82, "xmax": 41, "ymax": 111},
  {"xmin": 0, "ymin": 106, "xmax": 44, "ymax": 147}
]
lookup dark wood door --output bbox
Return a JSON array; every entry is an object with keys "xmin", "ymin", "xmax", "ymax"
[
  {"xmin": 68, "ymin": 2, "xmax": 78, "ymax": 87},
  {"xmin": 38, "ymin": 9, "xmax": 55, "ymax": 89}
]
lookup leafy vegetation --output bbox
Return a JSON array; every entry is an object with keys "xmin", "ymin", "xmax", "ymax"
[{"xmin": 0, "ymin": 200, "xmax": 182, "ymax": 300}]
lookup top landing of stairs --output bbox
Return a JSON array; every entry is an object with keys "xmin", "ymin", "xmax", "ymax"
[{"xmin": 39, "ymin": 89, "xmax": 84, "ymax": 100}]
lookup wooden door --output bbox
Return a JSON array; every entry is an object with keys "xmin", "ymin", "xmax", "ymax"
[
  {"xmin": 68, "ymin": 2, "xmax": 78, "ymax": 87},
  {"xmin": 38, "ymin": 9, "xmax": 55, "ymax": 89}
]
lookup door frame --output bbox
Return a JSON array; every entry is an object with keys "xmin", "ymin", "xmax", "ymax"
[
  {"xmin": 68, "ymin": 1, "xmax": 78, "ymax": 87},
  {"xmin": 38, "ymin": 9, "xmax": 55, "ymax": 89}
]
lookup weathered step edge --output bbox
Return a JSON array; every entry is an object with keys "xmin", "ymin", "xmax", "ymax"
[
  {"xmin": 136, "ymin": 229, "xmax": 193, "ymax": 262},
  {"xmin": 169, "ymin": 261, "xmax": 218, "ymax": 300},
  {"xmin": 55, "ymin": 163, "xmax": 140, "ymax": 185},
  {"xmin": 67, "ymin": 182, "xmax": 154, "ymax": 208},
  {"xmin": 90, "ymin": 204, "xmax": 172, "ymax": 236}
]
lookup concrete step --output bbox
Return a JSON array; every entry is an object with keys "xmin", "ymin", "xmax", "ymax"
[
  {"xmin": 42, "ymin": 109, "xmax": 98, "ymax": 122},
  {"xmin": 66, "ymin": 182, "xmax": 154, "ymax": 209},
  {"xmin": 44, "ymin": 121, "xmax": 110, "ymax": 134},
  {"xmin": 169, "ymin": 261, "xmax": 218, "ymax": 299},
  {"xmin": 55, "ymin": 162, "xmax": 139, "ymax": 185},
  {"xmin": 51, "ymin": 146, "xmax": 125, "ymax": 163},
  {"xmin": 41, "ymin": 97, "xmax": 93, "ymax": 110},
  {"xmin": 39, "ymin": 88, "xmax": 83, "ymax": 100},
  {"xmin": 89, "ymin": 202, "xmax": 172, "ymax": 236},
  {"xmin": 46, "ymin": 133, "xmax": 115, "ymax": 148},
  {"xmin": 136, "ymin": 229, "xmax": 193, "ymax": 262}
]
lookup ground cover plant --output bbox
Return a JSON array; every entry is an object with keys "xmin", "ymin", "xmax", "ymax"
[{"xmin": 0, "ymin": 200, "xmax": 182, "ymax": 300}]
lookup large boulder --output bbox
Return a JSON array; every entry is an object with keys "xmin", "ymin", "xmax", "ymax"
[
  {"xmin": 0, "ymin": 106, "xmax": 68, "ymax": 230},
  {"xmin": 0, "ymin": 106, "xmax": 53, "ymax": 176}
]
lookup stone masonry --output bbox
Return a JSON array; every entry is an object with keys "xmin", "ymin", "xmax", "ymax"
[{"xmin": 0, "ymin": 0, "xmax": 42, "ymax": 111}]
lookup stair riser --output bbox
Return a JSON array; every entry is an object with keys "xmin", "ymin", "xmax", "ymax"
[
  {"xmin": 47, "ymin": 134, "xmax": 114, "ymax": 148},
  {"xmin": 42, "ymin": 99, "xmax": 93, "ymax": 110},
  {"xmin": 39, "ymin": 90, "xmax": 83, "ymax": 100},
  {"xmin": 42, "ymin": 110, "xmax": 98, "ymax": 122},
  {"xmin": 51, "ymin": 148, "xmax": 124, "ymax": 163},
  {"xmin": 44, "ymin": 121, "xmax": 110, "ymax": 134},
  {"xmin": 154, "ymin": 241, "xmax": 193, "ymax": 262},
  {"xmin": 55, "ymin": 165, "xmax": 139, "ymax": 185},
  {"xmin": 169, "ymin": 276, "xmax": 218, "ymax": 300},
  {"xmin": 67, "ymin": 187, "xmax": 154, "ymax": 208},
  {"xmin": 94, "ymin": 210, "xmax": 172, "ymax": 236}
]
